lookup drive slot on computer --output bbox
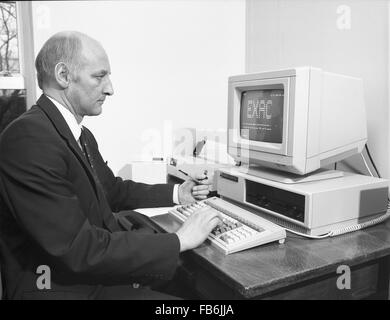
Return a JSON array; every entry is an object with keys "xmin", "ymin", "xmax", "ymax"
[{"xmin": 245, "ymin": 180, "xmax": 305, "ymax": 222}]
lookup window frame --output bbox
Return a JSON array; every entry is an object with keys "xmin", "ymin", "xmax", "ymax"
[{"xmin": 0, "ymin": 1, "xmax": 36, "ymax": 109}]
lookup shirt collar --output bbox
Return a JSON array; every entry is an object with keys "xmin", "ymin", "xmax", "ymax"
[{"xmin": 45, "ymin": 95, "xmax": 82, "ymax": 142}]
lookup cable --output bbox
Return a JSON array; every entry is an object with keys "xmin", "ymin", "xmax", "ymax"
[
  {"xmin": 361, "ymin": 153, "xmax": 374, "ymax": 177},
  {"xmin": 283, "ymin": 209, "xmax": 390, "ymax": 239},
  {"xmin": 284, "ymin": 228, "xmax": 331, "ymax": 239},
  {"xmin": 365, "ymin": 144, "xmax": 381, "ymax": 178},
  {"xmin": 329, "ymin": 211, "xmax": 390, "ymax": 236}
]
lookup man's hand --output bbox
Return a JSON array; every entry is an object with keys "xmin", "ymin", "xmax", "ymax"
[
  {"xmin": 175, "ymin": 206, "xmax": 221, "ymax": 252},
  {"xmin": 178, "ymin": 173, "xmax": 210, "ymax": 205}
]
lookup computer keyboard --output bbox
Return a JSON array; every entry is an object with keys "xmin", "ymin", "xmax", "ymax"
[{"xmin": 168, "ymin": 197, "xmax": 286, "ymax": 254}]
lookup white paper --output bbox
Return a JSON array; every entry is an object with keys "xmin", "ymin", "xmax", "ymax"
[{"xmin": 134, "ymin": 207, "xmax": 175, "ymax": 217}]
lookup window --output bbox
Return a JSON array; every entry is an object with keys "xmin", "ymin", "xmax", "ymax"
[
  {"xmin": 0, "ymin": 1, "xmax": 35, "ymax": 134},
  {"xmin": 0, "ymin": 1, "xmax": 19, "ymax": 74}
]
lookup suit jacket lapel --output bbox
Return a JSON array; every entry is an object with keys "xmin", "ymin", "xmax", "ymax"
[{"xmin": 35, "ymin": 95, "xmax": 100, "ymax": 199}]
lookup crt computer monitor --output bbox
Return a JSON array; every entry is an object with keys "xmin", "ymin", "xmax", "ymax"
[{"xmin": 227, "ymin": 67, "xmax": 367, "ymax": 176}]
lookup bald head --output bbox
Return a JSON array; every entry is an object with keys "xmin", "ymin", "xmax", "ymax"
[
  {"xmin": 35, "ymin": 31, "xmax": 104, "ymax": 90},
  {"xmin": 34, "ymin": 31, "xmax": 113, "ymax": 121}
]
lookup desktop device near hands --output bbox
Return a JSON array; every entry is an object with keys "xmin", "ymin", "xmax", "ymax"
[
  {"xmin": 169, "ymin": 67, "xmax": 389, "ymax": 253},
  {"xmin": 219, "ymin": 66, "xmax": 389, "ymax": 238}
]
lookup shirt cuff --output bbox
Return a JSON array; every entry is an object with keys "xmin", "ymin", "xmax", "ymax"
[{"xmin": 173, "ymin": 184, "xmax": 180, "ymax": 204}]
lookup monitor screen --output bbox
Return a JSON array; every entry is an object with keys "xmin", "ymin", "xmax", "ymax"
[{"xmin": 240, "ymin": 89, "xmax": 284, "ymax": 143}]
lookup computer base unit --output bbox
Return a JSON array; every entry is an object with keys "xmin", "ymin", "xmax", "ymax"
[
  {"xmin": 216, "ymin": 168, "xmax": 389, "ymax": 236},
  {"xmin": 240, "ymin": 166, "xmax": 344, "ymax": 184}
]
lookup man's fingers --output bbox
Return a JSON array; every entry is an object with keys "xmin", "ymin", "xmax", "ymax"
[
  {"xmin": 205, "ymin": 215, "xmax": 222, "ymax": 233},
  {"xmin": 192, "ymin": 183, "xmax": 209, "ymax": 198},
  {"xmin": 203, "ymin": 210, "xmax": 222, "ymax": 222},
  {"xmin": 194, "ymin": 195, "xmax": 207, "ymax": 200},
  {"xmin": 193, "ymin": 184, "xmax": 209, "ymax": 191},
  {"xmin": 192, "ymin": 189, "xmax": 209, "ymax": 196},
  {"xmin": 193, "ymin": 193, "xmax": 208, "ymax": 199},
  {"xmin": 192, "ymin": 185, "xmax": 209, "ymax": 195},
  {"xmin": 210, "ymin": 216, "xmax": 222, "ymax": 228}
]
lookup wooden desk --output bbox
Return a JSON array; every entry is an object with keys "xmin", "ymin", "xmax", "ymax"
[{"xmin": 148, "ymin": 214, "xmax": 390, "ymax": 300}]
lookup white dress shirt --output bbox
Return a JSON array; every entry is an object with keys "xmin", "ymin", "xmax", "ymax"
[
  {"xmin": 46, "ymin": 95, "xmax": 82, "ymax": 142},
  {"xmin": 45, "ymin": 95, "xmax": 180, "ymax": 204}
]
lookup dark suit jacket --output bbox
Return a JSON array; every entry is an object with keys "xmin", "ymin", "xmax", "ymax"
[{"xmin": 0, "ymin": 95, "xmax": 180, "ymax": 299}]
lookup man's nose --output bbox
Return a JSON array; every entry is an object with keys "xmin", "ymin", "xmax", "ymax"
[{"xmin": 104, "ymin": 77, "xmax": 114, "ymax": 96}]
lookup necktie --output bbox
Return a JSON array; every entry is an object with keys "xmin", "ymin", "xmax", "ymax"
[
  {"xmin": 79, "ymin": 129, "xmax": 118, "ymax": 231},
  {"xmin": 79, "ymin": 129, "xmax": 102, "ymax": 188}
]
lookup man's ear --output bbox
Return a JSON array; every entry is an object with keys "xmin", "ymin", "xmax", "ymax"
[{"xmin": 54, "ymin": 62, "xmax": 71, "ymax": 88}]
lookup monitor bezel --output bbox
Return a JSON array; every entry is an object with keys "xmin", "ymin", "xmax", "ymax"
[{"xmin": 229, "ymin": 77, "xmax": 292, "ymax": 156}]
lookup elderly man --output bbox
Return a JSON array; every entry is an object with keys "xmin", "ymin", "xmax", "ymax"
[{"xmin": 0, "ymin": 31, "xmax": 221, "ymax": 300}]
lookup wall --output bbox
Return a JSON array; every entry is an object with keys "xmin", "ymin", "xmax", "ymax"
[
  {"xmin": 246, "ymin": 0, "xmax": 389, "ymax": 178},
  {"xmin": 31, "ymin": 0, "xmax": 246, "ymax": 174}
]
